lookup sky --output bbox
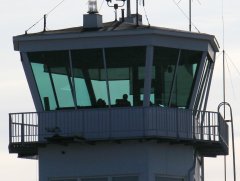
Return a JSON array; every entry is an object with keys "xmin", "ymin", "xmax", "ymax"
[{"xmin": 0, "ymin": 0, "xmax": 239, "ymax": 180}]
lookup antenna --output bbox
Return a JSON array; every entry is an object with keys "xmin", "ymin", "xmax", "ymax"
[
  {"xmin": 175, "ymin": 0, "xmax": 201, "ymax": 31},
  {"xmin": 106, "ymin": 0, "xmax": 126, "ymax": 21},
  {"xmin": 24, "ymin": 0, "xmax": 66, "ymax": 34},
  {"xmin": 136, "ymin": 0, "xmax": 139, "ymax": 26},
  {"xmin": 189, "ymin": 0, "xmax": 191, "ymax": 31},
  {"xmin": 189, "ymin": 0, "xmax": 202, "ymax": 31},
  {"xmin": 127, "ymin": 0, "xmax": 131, "ymax": 18}
]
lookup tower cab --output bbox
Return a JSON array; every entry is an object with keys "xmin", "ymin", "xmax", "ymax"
[
  {"xmin": 15, "ymin": 24, "xmax": 217, "ymax": 112},
  {"xmin": 9, "ymin": 1, "xmax": 228, "ymax": 181}
]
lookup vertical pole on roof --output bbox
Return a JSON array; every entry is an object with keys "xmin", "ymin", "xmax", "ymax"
[
  {"xmin": 189, "ymin": 0, "xmax": 191, "ymax": 31},
  {"xmin": 127, "ymin": 0, "xmax": 131, "ymax": 18},
  {"xmin": 136, "ymin": 0, "xmax": 139, "ymax": 26},
  {"xmin": 223, "ymin": 49, "xmax": 227, "ymax": 181},
  {"xmin": 43, "ymin": 14, "xmax": 47, "ymax": 32}
]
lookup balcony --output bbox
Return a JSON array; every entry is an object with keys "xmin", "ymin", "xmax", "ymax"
[{"xmin": 9, "ymin": 107, "xmax": 228, "ymax": 158}]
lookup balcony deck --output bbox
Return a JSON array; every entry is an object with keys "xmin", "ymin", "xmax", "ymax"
[{"xmin": 9, "ymin": 107, "xmax": 228, "ymax": 158}]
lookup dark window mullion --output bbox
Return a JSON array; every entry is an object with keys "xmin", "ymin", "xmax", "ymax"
[
  {"xmin": 202, "ymin": 58, "xmax": 215, "ymax": 111},
  {"xmin": 65, "ymin": 64, "xmax": 77, "ymax": 109},
  {"xmin": 194, "ymin": 58, "xmax": 208, "ymax": 110},
  {"xmin": 68, "ymin": 50, "xmax": 77, "ymax": 109},
  {"xmin": 197, "ymin": 59, "xmax": 212, "ymax": 111},
  {"xmin": 102, "ymin": 48, "xmax": 111, "ymax": 107},
  {"xmin": 195, "ymin": 58, "xmax": 210, "ymax": 111},
  {"xmin": 168, "ymin": 49, "xmax": 181, "ymax": 107},
  {"xmin": 82, "ymin": 69, "xmax": 97, "ymax": 106},
  {"xmin": 47, "ymin": 66, "xmax": 60, "ymax": 109}
]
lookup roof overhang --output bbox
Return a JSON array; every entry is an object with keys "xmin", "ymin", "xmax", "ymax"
[{"xmin": 13, "ymin": 27, "xmax": 219, "ymax": 60}]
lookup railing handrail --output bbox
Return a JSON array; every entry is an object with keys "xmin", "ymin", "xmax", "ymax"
[
  {"xmin": 9, "ymin": 106, "xmax": 220, "ymax": 116},
  {"xmin": 9, "ymin": 107, "xmax": 228, "ymax": 148}
]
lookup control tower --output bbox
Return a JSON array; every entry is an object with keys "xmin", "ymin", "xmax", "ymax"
[{"xmin": 9, "ymin": 1, "xmax": 228, "ymax": 181}]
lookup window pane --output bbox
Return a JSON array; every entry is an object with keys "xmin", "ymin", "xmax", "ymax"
[
  {"xmin": 152, "ymin": 47, "xmax": 202, "ymax": 108},
  {"xmin": 52, "ymin": 179, "xmax": 77, "ymax": 181},
  {"xmin": 82, "ymin": 178, "xmax": 108, "ymax": 181},
  {"xmin": 156, "ymin": 177, "xmax": 183, "ymax": 181},
  {"xmin": 51, "ymin": 72, "xmax": 74, "ymax": 108},
  {"xmin": 48, "ymin": 51, "xmax": 74, "ymax": 108},
  {"xmin": 29, "ymin": 51, "xmax": 75, "ymax": 110},
  {"xmin": 193, "ymin": 57, "xmax": 210, "ymax": 110},
  {"xmin": 112, "ymin": 176, "xmax": 138, "ymax": 181},
  {"xmin": 105, "ymin": 46, "xmax": 146, "ymax": 107},
  {"xmin": 152, "ymin": 47, "xmax": 179, "ymax": 107},
  {"xmin": 30, "ymin": 62, "xmax": 57, "ymax": 110},
  {"xmin": 74, "ymin": 73, "xmax": 91, "ymax": 107},
  {"xmin": 170, "ymin": 50, "xmax": 202, "ymax": 108},
  {"xmin": 71, "ymin": 49, "xmax": 108, "ymax": 108}
]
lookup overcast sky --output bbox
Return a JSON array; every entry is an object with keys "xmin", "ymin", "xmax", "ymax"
[{"xmin": 0, "ymin": 0, "xmax": 239, "ymax": 180}]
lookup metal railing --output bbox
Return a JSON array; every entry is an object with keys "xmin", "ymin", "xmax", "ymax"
[{"xmin": 9, "ymin": 107, "xmax": 228, "ymax": 147}]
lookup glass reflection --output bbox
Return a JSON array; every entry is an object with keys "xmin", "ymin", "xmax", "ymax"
[
  {"xmin": 105, "ymin": 47, "xmax": 146, "ymax": 107},
  {"xmin": 152, "ymin": 47, "xmax": 202, "ymax": 108},
  {"xmin": 28, "ymin": 46, "xmax": 202, "ymax": 110}
]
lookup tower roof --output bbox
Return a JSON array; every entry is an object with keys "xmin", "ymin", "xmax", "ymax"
[{"xmin": 13, "ymin": 21, "xmax": 219, "ymax": 54}]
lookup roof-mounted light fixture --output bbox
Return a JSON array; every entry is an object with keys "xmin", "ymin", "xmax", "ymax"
[
  {"xmin": 84, "ymin": 0, "xmax": 102, "ymax": 28},
  {"xmin": 88, "ymin": 0, "xmax": 98, "ymax": 14}
]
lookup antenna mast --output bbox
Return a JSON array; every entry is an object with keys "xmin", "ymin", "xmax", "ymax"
[
  {"xmin": 106, "ymin": 0, "xmax": 126, "ymax": 21},
  {"xmin": 136, "ymin": 0, "xmax": 139, "ymax": 26},
  {"xmin": 127, "ymin": 0, "xmax": 131, "ymax": 18},
  {"xmin": 189, "ymin": 0, "xmax": 192, "ymax": 31}
]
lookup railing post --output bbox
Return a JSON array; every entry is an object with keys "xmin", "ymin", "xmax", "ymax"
[
  {"xmin": 208, "ymin": 112, "xmax": 211, "ymax": 141},
  {"xmin": 21, "ymin": 113, "xmax": 25, "ymax": 143},
  {"xmin": 9, "ymin": 114, "xmax": 12, "ymax": 144},
  {"xmin": 82, "ymin": 110, "xmax": 85, "ymax": 138},
  {"xmin": 192, "ymin": 110, "xmax": 195, "ymax": 140},
  {"xmin": 109, "ymin": 108, "xmax": 112, "ymax": 139},
  {"xmin": 176, "ymin": 109, "xmax": 179, "ymax": 139},
  {"xmin": 200, "ymin": 112, "xmax": 203, "ymax": 140},
  {"xmin": 218, "ymin": 113, "xmax": 221, "ymax": 141},
  {"xmin": 54, "ymin": 111, "xmax": 57, "ymax": 128},
  {"xmin": 213, "ymin": 113, "xmax": 215, "ymax": 141}
]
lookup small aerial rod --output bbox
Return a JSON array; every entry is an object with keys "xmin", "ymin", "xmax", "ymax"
[
  {"xmin": 189, "ymin": 0, "xmax": 192, "ymax": 31},
  {"xmin": 136, "ymin": 0, "xmax": 139, "ymax": 26},
  {"xmin": 106, "ymin": 0, "xmax": 126, "ymax": 8},
  {"xmin": 106, "ymin": 0, "xmax": 126, "ymax": 21}
]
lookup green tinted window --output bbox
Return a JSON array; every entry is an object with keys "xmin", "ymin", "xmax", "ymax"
[
  {"xmin": 29, "ymin": 47, "xmax": 147, "ymax": 110},
  {"xmin": 31, "ymin": 62, "xmax": 57, "ymax": 110},
  {"xmin": 112, "ymin": 176, "xmax": 138, "ymax": 181},
  {"xmin": 74, "ymin": 73, "xmax": 91, "ymax": 107},
  {"xmin": 152, "ymin": 47, "xmax": 179, "ymax": 107},
  {"xmin": 152, "ymin": 47, "xmax": 202, "ymax": 108},
  {"xmin": 51, "ymin": 179, "xmax": 77, "ymax": 181},
  {"xmin": 82, "ymin": 178, "xmax": 108, "ymax": 181},
  {"xmin": 48, "ymin": 51, "xmax": 75, "ymax": 108},
  {"xmin": 71, "ymin": 49, "xmax": 108, "ymax": 108},
  {"xmin": 105, "ymin": 47, "xmax": 146, "ymax": 107},
  {"xmin": 170, "ymin": 50, "xmax": 201, "ymax": 108},
  {"xmin": 156, "ymin": 177, "xmax": 183, "ymax": 181},
  {"xmin": 29, "ymin": 51, "xmax": 75, "ymax": 110}
]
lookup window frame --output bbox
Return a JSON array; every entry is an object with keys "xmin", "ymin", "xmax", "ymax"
[
  {"xmin": 155, "ymin": 175, "xmax": 185, "ymax": 181},
  {"xmin": 49, "ymin": 175, "xmax": 139, "ymax": 181},
  {"xmin": 29, "ymin": 46, "xmax": 148, "ymax": 110}
]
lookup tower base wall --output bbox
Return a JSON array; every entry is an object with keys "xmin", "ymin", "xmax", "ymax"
[{"xmin": 39, "ymin": 141, "xmax": 201, "ymax": 181}]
